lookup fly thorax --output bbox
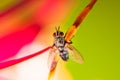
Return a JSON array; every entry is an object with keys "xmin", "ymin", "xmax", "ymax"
[{"xmin": 54, "ymin": 37, "xmax": 65, "ymax": 48}]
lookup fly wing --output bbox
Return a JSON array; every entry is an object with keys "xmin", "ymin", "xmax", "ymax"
[
  {"xmin": 65, "ymin": 0, "xmax": 97, "ymax": 42},
  {"xmin": 48, "ymin": 47, "xmax": 59, "ymax": 80},
  {"xmin": 66, "ymin": 44, "xmax": 84, "ymax": 64},
  {"xmin": 48, "ymin": 46, "xmax": 59, "ymax": 71}
]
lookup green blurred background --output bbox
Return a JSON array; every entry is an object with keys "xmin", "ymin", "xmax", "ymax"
[
  {"xmin": 0, "ymin": 0, "xmax": 120, "ymax": 80},
  {"xmin": 61, "ymin": 0, "xmax": 120, "ymax": 80}
]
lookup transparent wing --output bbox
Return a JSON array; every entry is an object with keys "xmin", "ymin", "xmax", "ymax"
[
  {"xmin": 66, "ymin": 44, "xmax": 84, "ymax": 64},
  {"xmin": 48, "ymin": 47, "xmax": 59, "ymax": 80},
  {"xmin": 48, "ymin": 46, "xmax": 59, "ymax": 71},
  {"xmin": 65, "ymin": 0, "xmax": 97, "ymax": 42}
]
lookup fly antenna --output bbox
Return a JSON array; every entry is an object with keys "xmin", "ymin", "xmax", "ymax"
[
  {"xmin": 58, "ymin": 26, "xmax": 60, "ymax": 31},
  {"xmin": 55, "ymin": 26, "xmax": 60, "ymax": 31},
  {"xmin": 55, "ymin": 26, "xmax": 57, "ymax": 31}
]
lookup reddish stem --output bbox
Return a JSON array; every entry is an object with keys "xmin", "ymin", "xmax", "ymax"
[{"xmin": 0, "ymin": 46, "xmax": 51, "ymax": 69}]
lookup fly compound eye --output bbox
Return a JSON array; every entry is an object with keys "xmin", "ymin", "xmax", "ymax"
[
  {"xmin": 60, "ymin": 32, "xmax": 64, "ymax": 36},
  {"xmin": 53, "ymin": 32, "xmax": 56, "ymax": 37}
]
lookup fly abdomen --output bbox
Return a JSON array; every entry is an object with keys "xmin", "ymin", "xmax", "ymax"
[{"xmin": 60, "ymin": 50, "xmax": 69, "ymax": 61}]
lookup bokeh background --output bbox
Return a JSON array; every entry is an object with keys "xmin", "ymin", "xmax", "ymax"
[{"xmin": 0, "ymin": 0, "xmax": 120, "ymax": 80}]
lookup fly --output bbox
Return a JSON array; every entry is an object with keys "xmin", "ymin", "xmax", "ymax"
[{"xmin": 48, "ymin": 0, "xmax": 97, "ymax": 79}]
